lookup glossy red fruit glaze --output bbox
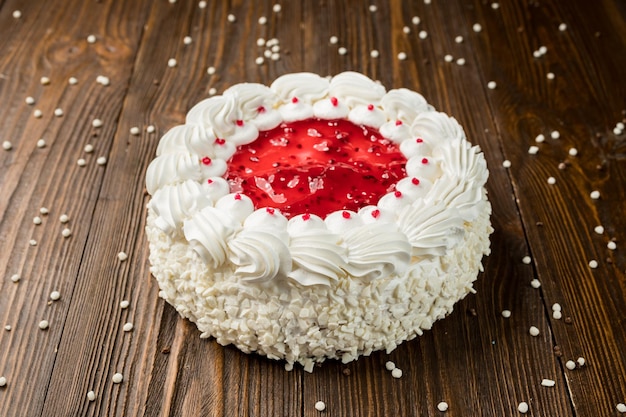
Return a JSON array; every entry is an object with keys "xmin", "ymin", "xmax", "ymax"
[{"xmin": 226, "ymin": 118, "xmax": 407, "ymax": 218}]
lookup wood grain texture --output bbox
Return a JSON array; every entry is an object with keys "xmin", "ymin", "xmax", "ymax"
[{"xmin": 1, "ymin": 1, "xmax": 625, "ymax": 416}]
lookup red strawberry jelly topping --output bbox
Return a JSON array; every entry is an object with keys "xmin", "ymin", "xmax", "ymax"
[{"xmin": 226, "ymin": 118, "xmax": 407, "ymax": 218}]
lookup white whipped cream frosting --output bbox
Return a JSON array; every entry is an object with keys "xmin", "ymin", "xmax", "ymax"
[{"xmin": 146, "ymin": 72, "xmax": 490, "ymax": 287}]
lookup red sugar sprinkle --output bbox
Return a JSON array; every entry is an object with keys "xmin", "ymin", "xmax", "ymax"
[
  {"xmin": 257, "ymin": 106, "xmax": 266, "ymax": 113},
  {"xmin": 371, "ymin": 209, "xmax": 381, "ymax": 218},
  {"xmin": 302, "ymin": 213, "xmax": 311, "ymax": 221},
  {"xmin": 291, "ymin": 97, "xmax": 299, "ymax": 104},
  {"xmin": 421, "ymin": 157, "xmax": 429, "ymax": 164},
  {"xmin": 236, "ymin": 120, "xmax": 244, "ymax": 127},
  {"xmin": 330, "ymin": 97, "xmax": 338, "ymax": 106},
  {"xmin": 395, "ymin": 120, "xmax": 403, "ymax": 126},
  {"xmin": 394, "ymin": 190, "xmax": 402, "ymax": 198},
  {"xmin": 201, "ymin": 156, "xmax": 212, "ymax": 165},
  {"xmin": 215, "ymin": 138, "xmax": 226, "ymax": 145},
  {"xmin": 234, "ymin": 193, "xmax": 242, "ymax": 200},
  {"xmin": 207, "ymin": 179, "xmax": 214, "ymax": 184},
  {"xmin": 342, "ymin": 211, "xmax": 351, "ymax": 219},
  {"xmin": 367, "ymin": 104, "xmax": 374, "ymax": 111},
  {"xmin": 266, "ymin": 207, "xmax": 275, "ymax": 215},
  {"xmin": 416, "ymin": 138, "xmax": 424, "ymax": 143},
  {"xmin": 411, "ymin": 177, "xmax": 420, "ymax": 185}
]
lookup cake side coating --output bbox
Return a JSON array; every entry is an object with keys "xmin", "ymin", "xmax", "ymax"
[{"xmin": 144, "ymin": 71, "xmax": 493, "ymax": 371}]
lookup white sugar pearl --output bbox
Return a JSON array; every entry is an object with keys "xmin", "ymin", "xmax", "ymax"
[
  {"xmin": 518, "ymin": 402, "xmax": 529, "ymax": 413},
  {"xmin": 130, "ymin": 126, "xmax": 140, "ymax": 135},
  {"xmin": 419, "ymin": 30, "xmax": 428, "ymax": 39},
  {"xmin": 92, "ymin": 118, "xmax": 103, "ymax": 128},
  {"xmin": 84, "ymin": 144, "xmax": 94, "ymax": 153},
  {"xmin": 258, "ymin": 16, "xmax": 267, "ymax": 25},
  {"xmin": 68, "ymin": 77, "xmax": 78, "ymax": 85},
  {"xmin": 29, "ymin": 239, "xmax": 37, "ymax": 246},
  {"xmin": 96, "ymin": 75, "xmax": 110, "ymax": 86},
  {"xmin": 183, "ymin": 36, "xmax": 192, "ymax": 45},
  {"xmin": 535, "ymin": 134, "xmax": 545, "ymax": 143},
  {"xmin": 271, "ymin": 53, "xmax": 280, "ymax": 61},
  {"xmin": 33, "ymin": 109, "xmax": 43, "ymax": 118},
  {"xmin": 577, "ymin": 357, "xmax": 586, "ymax": 366},
  {"xmin": 329, "ymin": 35, "xmax": 338, "ymax": 44},
  {"xmin": 33, "ymin": 216, "xmax": 42, "ymax": 225},
  {"xmin": 403, "ymin": 26, "xmax": 411, "ymax": 34},
  {"xmin": 547, "ymin": 72, "xmax": 555, "ymax": 80},
  {"xmin": 39, "ymin": 320, "xmax": 49, "ymax": 330},
  {"xmin": 207, "ymin": 66, "xmax": 216, "ymax": 75},
  {"xmin": 487, "ymin": 81, "xmax": 497, "ymax": 89},
  {"xmin": 616, "ymin": 403, "xmax": 626, "ymax": 413},
  {"xmin": 547, "ymin": 176, "xmax": 556, "ymax": 185},
  {"xmin": 256, "ymin": 38, "xmax": 265, "ymax": 46},
  {"xmin": 539, "ymin": 46, "xmax": 547, "ymax": 54},
  {"xmin": 146, "ymin": 125, "xmax": 155, "ymax": 133},
  {"xmin": 118, "ymin": 252, "xmax": 128, "ymax": 261},
  {"xmin": 501, "ymin": 310, "xmax": 511, "ymax": 318},
  {"xmin": 40, "ymin": 207, "xmax": 49, "ymax": 215},
  {"xmin": 397, "ymin": 52, "xmax": 407, "ymax": 60},
  {"xmin": 273, "ymin": 4, "xmax": 282, "ymax": 13},
  {"xmin": 338, "ymin": 47, "xmax": 347, "ymax": 55},
  {"xmin": 472, "ymin": 23, "xmax": 482, "ymax": 32},
  {"xmin": 552, "ymin": 310, "xmax": 562, "ymax": 319},
  {"xmin": 551, "ymin": 130, "xmax": 560, "ymax": 139},
  {"xmin": 50, "ymin": 291, "xmax": 61, "ymax": 301},
  {"xmin": 208, "ymin": 88, "xmax": 217, "ymax": 96},
  {"xmin": 59, "ymin": 214, "xmax": 69, "ymax": 223},
  {"xmin": 369, "ymin": 4, "xmax": 377, "ymax": 12},
  {"xmin": 455, "ymin": 35, "xmax": 463, "ymax": 43},
  {"xmin": 87, "ymin": 390, "xmax": 96, "ymax": 401},
  {"xmin": 167, "ymin": 58, "xmax": 177, "ymax": 68},
  {"xmin": 437, "ymin": 402, "xmax": 449, "ymax": 411},
  {"xmin": 531, "ymin": 279, "xmax": 541, "ymax": 288},
  {"xmin": 4, "ymin": 326, "xmax": 11, "ymax": 331},
  {"xmin": 456, "ymin": 58, "xmax": 466, "ymax": 66},
  {"xmin": 529, "ymin": 326, "xmax": 540, "ymax": 336},
  {"xmin": 315, "ymin": 401, "xmax": 326, "ymax": 411},
  {"xmin": 590, "ymin": 190, "xmax": 600, "ymax": 199},
  {"xmin": 77, "ymin": 158, "xmax": 86, "ymax": 167},
  {"xmin": 565, "ymin": 360, "xmax": 576, "ymax": 370},
  {"xmin": 412, "ymin": 16, "xmax": 420, "ymax": 25},
  {"xmin": 444, "ymin": 54, "xmax": 453, "ymax": 63},
  {"xmin": 385, "ymin": 361, "xmax": 396, "ymax": 371},
  {"xmin": 522, "ymin": 256, "xmax": 532, "ymax": 264},
  {"xmin": 112, "ymin": 373, "xmax": 123, "ymax": 384},
  {"xmin": 13, "ymin": 10, "xmax": 22, "ymax": 18},
  {"xmin": 255, "ymin": 57, "xmax": 264, "ymax": 65},
  {"xmin": 594, "ymin": 225, "xmax": 604, "ymax": 234},
  {"xmin": 492, "ymin": 2, "xmax": 500, "ymax": 9},
  {"xmin": 588, "ymin": 260, "xmax": 598, "ymax": 269},
  {"xmin": 559, "ymin": 23, "xmax": 567, "ymax": 31},
  {"xmin": 2, "ymin": 141, "xmax": 12, "ymax": 150},
  {"xmin": 370, "ymin": 50, "xmax": 379, "ymax": 58},
  {"xmin": 123, "ymin": 322, "xmax": 134, "ymax": 332},
  {"xmin": 54, "ymin": 108, "xmax": 64, "ymax": 117},
  {"xmin": 568, "ymin": 148, "xmax": 578, "ymax": 156},
  {"xmin": 96, "ymin": 156, "xmax": 107, "ymax": 165},
  {"xmin": 0, "ymin": 376, "xmax": 6, "ymax": 387},
  {"xmin": 25, "ymin": 96, "xmax": 35, "ymax": 105},
  {"xmin": 501, "ymin": 160, "xmax": 511, "ymax": 168},
  {"xmin": 607, "ymin": 241, "xmax": 617, "ymax": 250},
  {"xmin": 120, "ymin": 300, "xmax": 130, "ymax": 309},
  {"xmin": 541, "ymin": 379, "xmax": 555, "ymax": 387},
  {"xmin": 552, "ymin": 303, "xmax": 562, "ymax": 312},
  {"xmin": 37, "ymin": 139, "xmax": 46, "ymax": 148},
  {"xmin": 87, "ymin": 34, "xmax": 96, "ymax": 43},
  {"xmin": 10, "ymin": 274, "xmax": 20, "ymax": 283},
  {"xmin": 227, "ymin": 14, "xmax": 236, "ymax": 22},
  {"xmin": 61, "ymin": 228, "xmax": 72, "ymax": 238},
  {"xmin": 528, "ymin": 146, "xmax": 539, "ymax": 154},
  {"xmin": 391, "ymin": 368, "xmax": 403, "ymax": 378},
  {"xmin": 199, "ymin": 1, "xmax": 207, "ymax": 9},
  {"xmin": 40, "ymin": 76, "xmax": 51, "ymax": 85}
]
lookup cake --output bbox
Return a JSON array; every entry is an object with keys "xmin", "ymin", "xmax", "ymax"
[{"xmin": 145, "ymin": 71, "xmax": 492, "ymax": 372}]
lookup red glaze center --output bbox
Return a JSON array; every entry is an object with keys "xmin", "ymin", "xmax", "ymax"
[{"xmin": 226, "ymin": 118, "xmax": 407, "ymax": 218}]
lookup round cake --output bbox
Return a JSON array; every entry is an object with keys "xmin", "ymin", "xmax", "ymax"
[{"xmin": 145, "ymin": 71, "xmax": 492, "ymax": 372}]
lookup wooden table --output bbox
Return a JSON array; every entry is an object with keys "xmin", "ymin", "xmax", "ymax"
[{"xmin": 1, "ymin": 0, "xmax": 625, "ymax": 416}]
